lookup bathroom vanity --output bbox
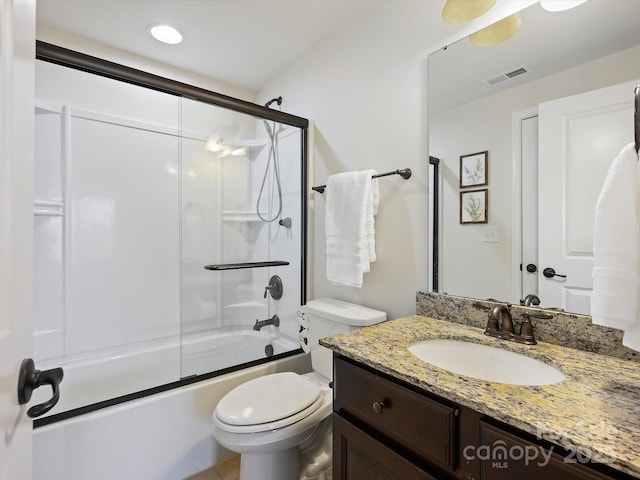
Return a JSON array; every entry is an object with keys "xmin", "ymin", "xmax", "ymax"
[{"xmin": 322, "ymin": 314, "xmax": 640, "ymax": 480}]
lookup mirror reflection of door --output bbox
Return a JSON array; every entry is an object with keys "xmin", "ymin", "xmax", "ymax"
[
  {"xmin": 536, "ymin": 80, "xmax": 636, "ymax": 314},
  {"xmin": 519, "ymin": 114, "xmax": 539, "ymax": 302}
]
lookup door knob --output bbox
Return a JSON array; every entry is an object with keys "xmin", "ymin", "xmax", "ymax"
[
  {"xmin": 17, "ymin": 358, "xmax": 64, "ymax": 418},
  {"xmin": 542, "ymin": 267, "xmax": 567, "ymax": 279}
]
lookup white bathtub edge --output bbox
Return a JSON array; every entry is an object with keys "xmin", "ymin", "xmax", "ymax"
[{"xmin": 33, "ymin": 352, "xmax": 311, "ymax": 480}]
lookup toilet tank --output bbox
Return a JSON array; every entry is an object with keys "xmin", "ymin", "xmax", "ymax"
[{"xmin": 300, "ymin": 298, "xmax": 386, "ymax": 379}]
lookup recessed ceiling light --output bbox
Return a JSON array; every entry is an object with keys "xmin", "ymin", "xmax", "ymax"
[{"xmin": 149, "ymin": 24, "xmax": 183, "ymax": 45}]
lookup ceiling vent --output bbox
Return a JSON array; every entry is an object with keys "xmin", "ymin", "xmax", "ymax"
[{"xmin": 483, "ymin": 65, "xmax": 529, "ymax": 86}]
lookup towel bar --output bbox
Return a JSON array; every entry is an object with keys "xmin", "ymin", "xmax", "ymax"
[{"xmin": 311, "ymin": 168, "xmax": 411, "ymax": 194}]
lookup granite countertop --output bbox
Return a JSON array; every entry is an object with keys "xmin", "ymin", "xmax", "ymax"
[{"xmin": 320, "ymin": 315, "xmax": 640, "ymax": 478}]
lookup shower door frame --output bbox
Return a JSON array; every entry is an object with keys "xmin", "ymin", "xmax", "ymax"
[{"xmin": 34, "ymin": 41, "xmax": 309, "ymax": 427}]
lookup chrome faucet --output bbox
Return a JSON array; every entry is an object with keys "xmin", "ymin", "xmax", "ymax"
[
  {"xmin": 520, "ymin": 294, "xmax": 541, "ymax": 307},
  {"xmin": 253, "ymin": 314, "xmax": 280, "ymax": 331}
]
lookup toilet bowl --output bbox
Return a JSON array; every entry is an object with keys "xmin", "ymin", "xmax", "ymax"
[{"xmin": 212, "ymin": 298, "xmax": 386, "ymax": 480}]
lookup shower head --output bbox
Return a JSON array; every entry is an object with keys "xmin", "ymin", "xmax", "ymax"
[{"xmin": 264, "ymin": 96, "xmax": 282, "ymax": 108}]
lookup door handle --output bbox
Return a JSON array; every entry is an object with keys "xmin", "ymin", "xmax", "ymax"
[
  {"xmin": 542, "ymin": 267, "xmax": 567, "ymax": 279},
  {"xmin": 17, "ymin": 358, "xmax": 64, "ymax": 418}
]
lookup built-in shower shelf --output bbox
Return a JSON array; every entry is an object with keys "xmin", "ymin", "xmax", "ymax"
[{"xmin": 222, "ymin": 210, "xmax": 267, "ymax": 222}]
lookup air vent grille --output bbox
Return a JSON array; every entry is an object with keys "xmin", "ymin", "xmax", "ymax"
[
  {"xmin": 483, "ymin": 65, "xmax": 529, "ymax": 87},
  {"xmin": 505, "ymin": 67, "xmax": 528, "ymax": 78}
]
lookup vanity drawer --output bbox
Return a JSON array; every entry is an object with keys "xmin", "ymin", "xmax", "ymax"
[
  {"xmin": 333, "ymin": 356, "xmax": 458, "ymax": 471},
  {"xmin": 479, "ymin": 421, "xmax": 617, "ymax": 480}
]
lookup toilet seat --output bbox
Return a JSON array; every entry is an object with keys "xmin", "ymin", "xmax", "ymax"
[{"xmin": 214, "ymin": 372, "xmax": 325, "ymax": 434}]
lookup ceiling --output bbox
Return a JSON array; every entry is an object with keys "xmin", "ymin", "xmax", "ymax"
[
  {"xmin": 36, "ymin": 0, "xmax": 383, "ymax": 91},
  {"xmin": 38, "ymin": 1, "xmax": 640, "ymax": 107},
  {"xmin": 428, "ymin": 0, "xmax": 640, "ymax": 113}
]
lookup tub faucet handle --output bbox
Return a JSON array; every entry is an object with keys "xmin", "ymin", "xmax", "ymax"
[{"xmin": 263, "ymin": 275, "xmax": 283, "ymax": 300}]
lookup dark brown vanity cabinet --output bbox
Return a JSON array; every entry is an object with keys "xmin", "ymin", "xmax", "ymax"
[
  {"xmin": 333, "ymin": 355, "xmax": 472, "ymax": 479},
  {"xmin": 332, "ymin": 355, "xmax": 629, "ymax": 480},
  {"xmin": 333, "ymin": 414, "xmax": 438, "ymax": 480},
  {"xmin": 478, "ymin": 421, "xmax": 616, "ymax": 480}
]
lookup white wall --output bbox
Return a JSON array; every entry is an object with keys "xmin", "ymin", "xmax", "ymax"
[
  {"xmin": 258, "ymin": 0, "xmax": 535, "ymax": 319},
  {"xmin": 431, "ymin": 44, "xmax": 640, "ymax": 301}
]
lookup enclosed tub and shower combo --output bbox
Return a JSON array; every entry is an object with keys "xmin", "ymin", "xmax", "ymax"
[{"xmin": 30, "ymin": 43, "xmax": 308, "ymax": 472}]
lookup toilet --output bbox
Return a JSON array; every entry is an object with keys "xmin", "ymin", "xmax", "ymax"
[{"xmin": 212, "ymin": 297, "xmax": 386, "ymax": 480}]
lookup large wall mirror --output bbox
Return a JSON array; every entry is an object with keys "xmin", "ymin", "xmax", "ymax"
[{"xmin": 429, "ymin": 1, "xmax": 640, "ymax": 315}]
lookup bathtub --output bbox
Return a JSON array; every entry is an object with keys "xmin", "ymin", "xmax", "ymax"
[
  {"xmin": 34, "ymin": 350, "xmax": 311, "ymax": 480},
  {"xmin": 33, "ymin": 328, "xmax": 299, "ymax": 419}
]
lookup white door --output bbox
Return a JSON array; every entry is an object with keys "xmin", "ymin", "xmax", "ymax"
[
  {"xmin": 0, "ymin": 1, "xmax": 36, "ymax": 478},
  {"xmin": 537, "ymin": 80, "xmax": 637, "ymax": 314}
]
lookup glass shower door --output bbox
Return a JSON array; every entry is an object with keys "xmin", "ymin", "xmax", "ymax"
[{"xmin": 180, "ymin": 98, "xmax": 302, "ymax": 378}]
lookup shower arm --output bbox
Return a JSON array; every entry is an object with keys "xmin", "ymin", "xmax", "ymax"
[{"xmin": 264, "ymin": 96, "xmax": 282, "ymax": 108}]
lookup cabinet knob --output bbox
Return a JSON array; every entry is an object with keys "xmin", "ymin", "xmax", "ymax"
[{"xmin": 372, "ymin": 400, "xmax": 387, "ymax": 414}]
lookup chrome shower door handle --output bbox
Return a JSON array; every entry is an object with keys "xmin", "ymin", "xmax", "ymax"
[{"xmin": 17, "ymin": 358, "xmax": 64, "ymax": 418}]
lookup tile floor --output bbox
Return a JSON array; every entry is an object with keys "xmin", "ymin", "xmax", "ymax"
[{"xmin": 185, "ymin": 455, "xmax": 240, "ymax": 480}]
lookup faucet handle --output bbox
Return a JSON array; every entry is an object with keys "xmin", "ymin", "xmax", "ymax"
[
  {"xmin": 473, "ymin": 302, "xmax": 491, "ymax": 311},
  {"xmin": 519, "ymin": 317, "xmax": 537, "ymax": 345},
  {"xmin": 526, "ymin": 312, "xmax": 553, "ymax": 320}
]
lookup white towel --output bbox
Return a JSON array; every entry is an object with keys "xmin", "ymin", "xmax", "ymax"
[
  {"xmin": 591, "ymin": 142, "xmax": 640, "ymax": 351},
  {"xmin": 325, "ymin": 170, "xmax": 378, "ymax": 287}
]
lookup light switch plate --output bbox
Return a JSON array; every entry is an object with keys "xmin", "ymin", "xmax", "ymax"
[{"xmin": 481, "ymin": 226, "xmax": 499, "ymax": 243}]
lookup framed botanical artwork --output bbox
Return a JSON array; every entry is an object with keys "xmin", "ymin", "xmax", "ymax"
[
  {"xmin": 459, "ymin": 151, "xmax": 488, "ymax": 188},
  {"xmin": 460, "ymin": 189, "xmax": 488, "ymax": 224}
]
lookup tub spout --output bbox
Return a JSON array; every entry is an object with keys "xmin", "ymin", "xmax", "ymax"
[{"xmin": 253, "ymin": 314, "xmax": 280, "ymax": 331}]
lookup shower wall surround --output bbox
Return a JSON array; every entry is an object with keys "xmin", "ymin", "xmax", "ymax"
[{"xmin": 32, "ymin": 52, "xmax": 307, "ymax": 420}]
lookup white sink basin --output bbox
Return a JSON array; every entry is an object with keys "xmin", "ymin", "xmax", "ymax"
[{"xmin": 407, "ymin": 339, "xmax": 565, "ymax": 386}]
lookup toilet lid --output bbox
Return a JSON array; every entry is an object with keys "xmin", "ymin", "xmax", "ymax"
[{"xmin": 215, "ymin": 372, "xmax": 322, "ymax": 426}]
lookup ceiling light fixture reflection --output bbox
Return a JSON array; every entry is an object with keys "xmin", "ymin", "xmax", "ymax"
[
  {"xmin": 231, "ymin": 147, "xmax": 247, "ymax": 157},
  {"xmin": 469, "ymin": 14, "xmax": 522, "ymax": 46},
  {"xmin": 149, "ymin": 24, "xmax": 183, "ymax": 44},
  {"xmin": 442, "ymin": 0, "xmax": 497, "ymax": 23},
  {"xmin": 539, "ymin": 0, "xmax": 589, "ymax": 12},
  {"xmin": 205, "ymin": 137, "xmax": 224, "ymax": 152}
]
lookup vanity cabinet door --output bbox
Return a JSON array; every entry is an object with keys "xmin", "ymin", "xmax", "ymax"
[
  {"xmin": 333, "ymin": 413, "xmax": 437, "ymax": 480},
  {"xmin": 333, "ymin": 356, "xmax": 458, "ymax": 471},
  {"xmin": 479, "ymin": 421, "xmax": 617, "ymax": 480}
]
